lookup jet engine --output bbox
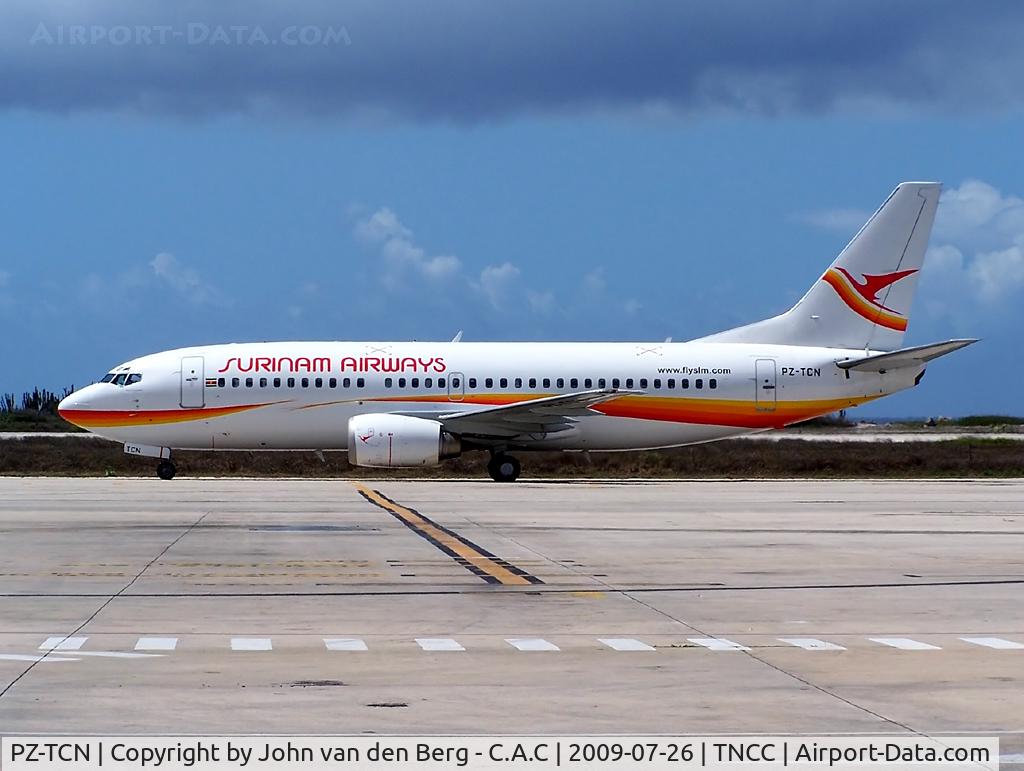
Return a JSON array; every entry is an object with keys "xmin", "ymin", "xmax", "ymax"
[{"xmin": 347, "ymin": 413, "xmax": 461, "ymax": 467}]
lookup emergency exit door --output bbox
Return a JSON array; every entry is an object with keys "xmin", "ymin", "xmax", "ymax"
[
  {"xmin": 180, "ymin": 356, "xmax": 205, "ymax": 408},
  {"xmin": 755, "ymin": 358, "xmax": 777, "ymax": 412}
]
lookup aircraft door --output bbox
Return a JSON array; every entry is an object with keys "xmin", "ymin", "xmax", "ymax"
[
  {"xmin": 447, "ymin": 371, "xmax": 465, "ymax": 402},
  {"xmin": 180, "ymin": 356, "xmax": 205, "ymax": 408},
  {"xmin": 755, "ymin": 358, "xmax": 777, "ymax": 412}
]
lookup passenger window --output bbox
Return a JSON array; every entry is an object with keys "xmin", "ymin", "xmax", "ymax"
[
  {"xmin": 696, "ymin": 379, "xmax": 703, "ymax": 389},
  {"xmin": 329, "ymin": 377, "xmax": 337, "ymax": 388},
  {"xmin": 245, "ymin": 377, "xmax": 254, "ymax": 387},
  {"xmin": 468, "ymin": 378, "xmax": 476, "ymax": 388},
  {"xmin": 113, "ymin": 373, "xmax": 128, "ymax": 386},
  {"xmin": 287, "ymin": 377, "xmax": 296, "ymax": 388},
  {"xmin": 543, "ymin": 378, "xmax": 551, "ymax": 388},
  {"xmin": 451, "ymin": 378, "xmax": 459, "ymax": 388},
  {"xmin": 273, "ymin": 377, "xmax": 281, "ymax": 388},
  {"xmin": 411, "ymin": 377, "xmax": 419, "ymax": 388},
  {"xmin": 626, "ymin": 378, "xmax": 634, "ymax": 388},
  {"xmin": 584, "ymin": 378, "xmax": 592, "ymax": 388},
  {"xmin": 342, "ymin": 377, "xmax": 350, "ymax": 388},
  {"xmin": 314, "ymin": 377, "xmax": 323, "ymax": 388},
  {"xmin": 612, "ymin": 378, "xmax": 620, "ymax": 388},
  {"xmin": 529, "ymin": 378, "xmax": 537, "ymax": 388},
  {"xmin": 485, "ymin": 378, "xmax": 493, "ymax": 388},
  {"xmin": 667, "ymin": 378, "xmax": 675, "ymax": 389},
  {"xmin": 710, "ymin": 378, "xmax": 717, "ymax": 389},
  {"xmin": 437, "ymin": 377, "xmax": 445, "ymax": 388},
  {"xmin": 425, "ymin": 377, "xmax": 432, "ymax": 388},
  {"xmin": 598, "ymin": 378, "xmax": 606, "ymax": 388},
  {"xmin": 570, "ymin": 378, "xmax": 578, "ymax": 388},
  {"xmin": 218, "ymin": 378, "xmax": 226, "ymax": 388},
  {"xmin": 357, "ymin": 377, "xmax": 365, "ymax": 388},
  {"xmin": 232, "ymin": 377, "xmax": 240, "ymax": 388},
  {"xmin": 385, "ymin": 377, "xmax": 393, "ymax": 388},
  {"xmin": 639, "ymin": 378, "xmax": 648, "ymax": 389},
  {"xmin": 682, "ymin": 378, "xmax": 689, "ymax": 389},
  {"xmin": 301, "ymin": 377, "xmax": 309, "ymax": 388},
  {"xmin": 500, "ymin": 378, "xmax": 508, "ymax": 388},
  {"xmin": 398, "ymin": 377, "xmax": 406, "ymax": 388},
  {"xmin": 126, "ymin": 373, "xmax": 142, "ymax": 385},
  {"xmin": 515, "ymin": 377, "xmax": 522, "ymax": 388},
  {"xmin": 556, "ymin": 378, "xmax": 564, "ymax": 388},
  {"xmin": 653, "ymin": 378, "xmax": 661, "ymax": 389}
]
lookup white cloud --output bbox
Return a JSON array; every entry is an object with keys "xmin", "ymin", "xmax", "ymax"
[
  {"xmin": 354, "ymin": 207, "xmax": 412, "ymax": 244},
  {"xmin": 356, "ymin": 208, "xmax": 462, "ymax": 288},
  {"xmin": 967, "ymin": 243, "xmax": 1024, "ymax": 301},
  {"xmin": 477, "ymin": 262, "xmax": 521, "ymax": 309},
  {"xmin": 920, "ymin": 181, "xmax": 1024, "ymax": 308},
  {"xmin": 933, "ymin": 179, "xmax": 1024, "ymax": 248},
  {"xmin": 149, "ymin": 252, "xmax": 225, "ymax": 304}
]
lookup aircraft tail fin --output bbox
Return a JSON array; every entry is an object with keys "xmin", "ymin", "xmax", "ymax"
[{"xmin": 696, "ymin": 182, "xmax": 942, "ymax": 351}]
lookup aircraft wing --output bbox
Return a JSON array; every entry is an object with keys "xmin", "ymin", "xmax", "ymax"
[
  {"xmin": 420, "ymin": 389, "xmax": 637, "ymax": 439},
  {"xmin": 836, "ymin": 339, "xmax": 978, "ymax": 372}
]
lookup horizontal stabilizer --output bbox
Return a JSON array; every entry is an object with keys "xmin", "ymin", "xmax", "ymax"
[{"xmin": 836, "ymin": 339, "xmax": 978, "ymax": 372}]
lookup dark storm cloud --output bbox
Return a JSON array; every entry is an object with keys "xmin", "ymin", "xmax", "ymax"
[{"xmin": 2, "ymin": 1, "xmax": 1023, "ymax": 120}]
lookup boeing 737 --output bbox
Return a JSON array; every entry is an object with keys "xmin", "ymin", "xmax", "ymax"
[{"xmin": 58, "ymin": 182, "xmax": 976, "ymax": 481}]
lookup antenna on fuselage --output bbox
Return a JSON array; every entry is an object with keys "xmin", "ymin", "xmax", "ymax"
[{"xmin": 451, "ymin": 330, "xmax": 463, "ymax": 343}]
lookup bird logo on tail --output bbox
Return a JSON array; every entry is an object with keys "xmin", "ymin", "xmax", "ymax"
[{"xmin": 821, "ymin": 267, "xmax": 918, "ymax": 331}]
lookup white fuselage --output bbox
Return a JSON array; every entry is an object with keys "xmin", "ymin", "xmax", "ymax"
[{"xmin": 57, "ymin": 340, "xmax": 920, "ymax": 452}]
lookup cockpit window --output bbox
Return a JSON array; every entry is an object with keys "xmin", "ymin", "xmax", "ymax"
[
  {"xmin": 100, "ymin": 373, "xmax": 115, "ymax": 383},
  {"xmin": 113, "ymin": 373, "xmax": 128, "ymax": 386},
  {"xmin": 126, "ymin": 373, "xmax": 142, "ymax": 385}
]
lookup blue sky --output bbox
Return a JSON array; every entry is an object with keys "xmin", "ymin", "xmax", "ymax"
[{"xmin": 2, "ymin": 2, "xmax": 1024, "ymax": 417}]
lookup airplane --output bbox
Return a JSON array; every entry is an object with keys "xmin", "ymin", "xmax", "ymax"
[{"xmin": 58, "ymin": 182, "xmax": 976, "ymax": 482}]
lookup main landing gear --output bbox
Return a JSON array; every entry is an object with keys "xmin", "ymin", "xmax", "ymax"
[
  {"xmin": 156, "ymin": 460, "xmax": 177, "ymax": 480},
  {"xmin": 487, "ymin": 453, "xmax": 521, "ymax": 483}
]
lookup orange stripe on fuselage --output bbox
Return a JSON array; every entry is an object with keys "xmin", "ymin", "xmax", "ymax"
[
  {"xmin": 59, "ymin": 402, "xmax": 279, "ymax": 429},
  {"xmin": 821, "ymin": 270, "xmax": 908, "ymax": 331},
  {"xmin": 367, "ymin": 393, "xmax": 868, "ymax": 429}
]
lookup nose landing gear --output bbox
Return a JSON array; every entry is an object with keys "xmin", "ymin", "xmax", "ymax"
[
  {"xmin": 156, "ymin": 460, "xmax": 177, "ymax": 480},
  {"xmin": 487, "ymin": 453, "xmax": 521, "ymax": 483}
]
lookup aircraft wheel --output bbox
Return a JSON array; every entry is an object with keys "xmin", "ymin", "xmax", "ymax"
[
  {"xmin": 156, "ymin": 460, "xmax": 176, "ymax": 480},
  {"xmin": 487, "ymin": 454, "xmax": 520, "ymax": 482}
]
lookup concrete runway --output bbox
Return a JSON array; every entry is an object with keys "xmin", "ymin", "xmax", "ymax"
[{"xmin": 0, "ymin": 478, "xmax": 1022, "ymax": 758}]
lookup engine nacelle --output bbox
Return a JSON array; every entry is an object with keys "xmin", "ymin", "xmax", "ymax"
[{"xmin": 347, "ymin": 413, "xmax": 461, "ymax": 468}]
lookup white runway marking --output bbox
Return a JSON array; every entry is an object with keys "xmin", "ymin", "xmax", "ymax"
[
  {"xmin": 688, "ymin": 637, "xmax": 750, "ymax": 651},
  {"xmin": 324, "ymin": 638, "xmax": 368, "ymax": 652},
  {"xmin": 869, "ymin": 637, "xmax": 941, "ymax": 650},
  {"xmin": 230, "ymin": 638, "xmax": 272, "ymax": 651},
  {"xmin": 416, "ymin": 638, "xmax": 464, "ymax": 651},
  {"xmin": 960, "ymin": 636, "xmax": 1024, "ymax": 650},
  {"xmin": 599, "ymin": 638, "xmax": 656, "ymax": 651},
  {"xmin": 0, "ymin": 653, "xmax": 78, "ymax": 662},
  {"xmin": 778, "ymin": 638, "xmax": 846, "ymax": 651},
  {"xmin": 71, "ymin": 651, "xmax": 161, "ymax": 658},
  {"xmin": 506, "ymin": 638, "xmax": 560, "ymax": 651},
  {"xmin": 136, "ymin": 637, "xmax": 178, "ymax": 651},
  {"xmin": 39, "ymin": 636, "xmax": 87, "ymax": 651}
]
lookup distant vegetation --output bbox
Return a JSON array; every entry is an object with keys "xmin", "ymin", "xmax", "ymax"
[
  {"xmin": 952, "ymin": 415, "xmax": 1024, "ymax": 426},
  {"xmin": 2, "ymin": 435, "xmax": 1023, "ymax": 478},
  {"xmin": 0, "ymin": 386, "xmax": 81, "ymax": 432}
]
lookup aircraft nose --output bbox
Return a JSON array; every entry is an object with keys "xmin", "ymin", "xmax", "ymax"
[{"xmin": 57, "ymin": 386, "xmax": 95, "ymax": 428}]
